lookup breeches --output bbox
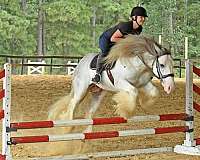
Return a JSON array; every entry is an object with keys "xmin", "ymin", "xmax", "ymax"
[{"xmin": 99, "ymin": 36, "xmax": 114, "ymax": 56}]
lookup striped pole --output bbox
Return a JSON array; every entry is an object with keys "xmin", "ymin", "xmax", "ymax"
[
  {"xmin": 0, "ymin": 69, "xmax": 6, "ymax": 160},
  {"xmin": 175, "ymin": 60, "xmax": 200, "ymax": 155},
  {"xmin": 10, "ymin": 113, "xmax": 187, "ymax": 130},
  {"xmin": 29, "ymin": 147, "xmax": 173, "ymax": 160},
  {"xmin": 193, "ymin": 102, "xmax": 200, "ymax": 113},
  {"xmin": 193, "ymin": 65, "xmax": 200, "ymax": 77},
  {"xmin": 0, "ymin": 69, "xmax": 5, "ymax": 79},
  {"xmin": 10, "ymin": 126, "xmax": 188, "ymax": 144},
  {"xmin": 0, "ymin": 110, "xmax": 4, "ymax": 120},
  {"xmin": 1, "ymin": 64, "xmax": 12, "ymax": 160}
]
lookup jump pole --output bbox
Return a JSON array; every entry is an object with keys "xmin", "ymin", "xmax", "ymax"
[
  {"xmin": 174, "ymin": 59, "xmax": 200, "ymax": 155},
  {"xmin": 10, "ymin": 113, "xmax": 187, "ymax": 129},
  {"xmin": 0, "ymin": 64, "xmax": 12, "ymax": 160},
  {"xmin": 10, "ymin": 126, "xmax": 188, "ymax": 144},
  {"xmin": 29, "ymin": 147, "xmax": 173, "ymax": 160}
]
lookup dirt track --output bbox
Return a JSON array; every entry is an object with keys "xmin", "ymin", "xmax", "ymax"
[{"xmin": 1, "ymin": 75, "xmax": 200, "ymax": 160}]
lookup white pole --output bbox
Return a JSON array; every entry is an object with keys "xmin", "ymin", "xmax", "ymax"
[
  {"xmin": 159, "ymin": 35, "xmax": 162, "ymax": 45},
  {"xmin": 185, "ymin": 37, "xmax": 188, "ymax": 59},
  {"xmin": 2, "ymin": 63, "xmax": 12, "ymax": 160},
  {"xmin": 174, "ymin": 60, "xmax": 200, "ymax": 155},
  {"xmin": 184, "ymin": 59, "xmax": 195, "ymax": 146}
]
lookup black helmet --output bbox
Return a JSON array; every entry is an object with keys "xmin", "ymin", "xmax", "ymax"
[{"xmin": 130, "ymin": 6, "xmax": 148, "ymax": 17}]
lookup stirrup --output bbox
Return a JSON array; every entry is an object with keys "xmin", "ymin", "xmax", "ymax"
[{"xmin": 92, "ymin": 74, "xmax": 101, "ymax": 83}]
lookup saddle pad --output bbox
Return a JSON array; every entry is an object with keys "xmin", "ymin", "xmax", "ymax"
[{"xmin": 89, "ymin": 54, "xmax": 116, "ymax": 70}]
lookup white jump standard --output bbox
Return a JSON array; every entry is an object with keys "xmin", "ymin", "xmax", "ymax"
[{"xmin": 174, "ymin": 59, "xmax": 200, "ymax": 155}]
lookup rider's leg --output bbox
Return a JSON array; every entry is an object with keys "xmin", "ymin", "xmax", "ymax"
[
  {"xmin": 92, "ymin": 53, "xmax": 105, "ymax": 83},
  {"xmin": 92, "ymin": 36, "xmax": 109, "ymax": 83}
]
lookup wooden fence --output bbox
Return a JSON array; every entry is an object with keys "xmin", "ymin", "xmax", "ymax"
[{"xmin": 0, "ymin": 54, "xmax": 188, "ymax": 78}]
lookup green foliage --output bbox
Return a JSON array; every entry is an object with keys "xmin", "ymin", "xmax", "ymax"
[
  {"xmin": 0, "ymin": 0, "xmax": 37, "ymax": 55},
  {"xmin": 143, "ymin": 0, "xmax": 200, "ymax": 58},
  {"xmin": 0, "ymin": 0, "xmax": 200, "ymax": 58}
]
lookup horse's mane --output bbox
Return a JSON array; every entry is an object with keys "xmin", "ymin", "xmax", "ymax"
[{"xmin": 104, "ymin": 35, "xmax": 161, "ymax": 64}]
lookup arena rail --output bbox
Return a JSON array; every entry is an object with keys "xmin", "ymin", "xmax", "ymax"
[
  {"xmin": 1, "ymin": 60, "xmax": 200, "ymax": 160},
  {"xmin": 0, "ymin": 54, "xmax": 186, "ymax": 77}
]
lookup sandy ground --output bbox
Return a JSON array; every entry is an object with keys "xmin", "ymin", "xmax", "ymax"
[{"xmin": 0, "ymin": 75, "xmax": 200, "ymax": 160}]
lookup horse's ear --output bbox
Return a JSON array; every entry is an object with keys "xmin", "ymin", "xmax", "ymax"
[
  {"xmin": 153, "ymin": 43, "xmax": 161, "ymax": 55},
  {"xmin": 162, "ymin": 47, "xmax": 171, "ymax": 55}
]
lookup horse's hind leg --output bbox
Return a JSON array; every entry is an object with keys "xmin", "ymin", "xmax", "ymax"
[{"xmin": 84, "ymin": 90, "xmax": 107, "ymax": 132}]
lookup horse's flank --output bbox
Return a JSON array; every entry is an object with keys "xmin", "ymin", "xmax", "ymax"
[{"xmin": 104, "ymin": 35, "xmax": 160, "ymax": 65}]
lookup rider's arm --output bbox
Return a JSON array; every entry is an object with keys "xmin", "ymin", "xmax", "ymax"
[{"xmin": 110, "ymin": 29, "xmax": 124, "ymax": 42}]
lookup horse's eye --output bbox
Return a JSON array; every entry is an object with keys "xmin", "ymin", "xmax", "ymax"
[{"xmin": 160, "ymin": 64, "xmax": 165, "ymax": 68}]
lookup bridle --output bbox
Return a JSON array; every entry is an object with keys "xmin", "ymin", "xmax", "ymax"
[
  {"xmin": 152, "ymin": 53, "xmax": 174, "ymax": 82},
  {"xmin": 136, "ymin": 51, "xmax": 174, "ymax": 82}
]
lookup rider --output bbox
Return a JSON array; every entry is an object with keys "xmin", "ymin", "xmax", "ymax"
[{"xmin": 92, "ymin": 6, "xmax": 148, "ymax": 83}]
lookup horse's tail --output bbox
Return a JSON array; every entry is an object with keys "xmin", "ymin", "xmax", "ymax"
[{"xmin": 48, "ymin": 88, "xmax": 74, "ymax": 120}]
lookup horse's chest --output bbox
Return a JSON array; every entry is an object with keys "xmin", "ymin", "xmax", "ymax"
[{"xmin": 126, "ymin": 69, "xmax": 152, "ymax": 87}]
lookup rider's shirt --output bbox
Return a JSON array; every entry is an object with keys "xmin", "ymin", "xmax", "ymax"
[
  {"xmin": 102, "ymin": 21, "xmax": 142, "ymax": 40},
  {"xmin": 99, "ymin": 21, "xmax": 142, "ymax": 53}
]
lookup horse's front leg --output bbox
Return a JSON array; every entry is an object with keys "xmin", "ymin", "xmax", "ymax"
[
  {"xmin": 84, "ymin": 91, "xmax": 107, "ymax": 133},
  {"xmin": 113, "ymin": 81, "xmax": 138, "ymax": 118},
  {"xmin": 138, "ymin": 81, "xmax": 159, "ymax": 110}
]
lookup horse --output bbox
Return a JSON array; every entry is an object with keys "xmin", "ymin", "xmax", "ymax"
[{"xmin": 48, "ymin": 35, "xmax": 175, "ymax": 132}]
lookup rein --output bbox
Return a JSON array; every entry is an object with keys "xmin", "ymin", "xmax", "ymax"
[
  {"xmin": 154, "ymin": 54, "xmax": 174, "ymax": 81},
  {"xmin": 136, "ymin": 52, "xmax": 174, "ymax": 82}
]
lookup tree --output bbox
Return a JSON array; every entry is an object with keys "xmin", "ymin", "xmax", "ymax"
[{"xmin": 0, "ymin": 0, "xmax": 200, "ymax": 58}]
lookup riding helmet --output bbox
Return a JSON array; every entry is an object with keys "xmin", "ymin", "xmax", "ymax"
[{"xmin": 130, "ymin": 6, "xmax": 148, "ymax": 17}]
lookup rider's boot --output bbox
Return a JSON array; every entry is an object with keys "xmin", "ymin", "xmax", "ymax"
[{"xmin": 92, "ymin": 54, "xmax": 104, "ymax": 83}]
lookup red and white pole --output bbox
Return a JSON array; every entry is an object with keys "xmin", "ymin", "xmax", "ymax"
[
  {"xmin": 10, "ymin": 126, "xmax": 188, "ymax": 144},
  {"xmin": 1, "ymin": 64, "xmax": 12, "ymax": 160},
  {"xmin": 10, "ymin": 113, "xmax": 187, "ymax": 130}
]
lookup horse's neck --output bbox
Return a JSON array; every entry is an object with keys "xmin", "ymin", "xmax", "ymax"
[{"xmin": 138, "ymin": 52, "xmax": 155, "ymax": 69}]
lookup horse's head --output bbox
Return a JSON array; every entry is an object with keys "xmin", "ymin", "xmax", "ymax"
[
  {"xmin": 152, "ymin": 45, "xmax": 175, "ymax": 94},
  {"xmin": 105, "ymin": 35, "xmax": 175, "ymax": 94}
]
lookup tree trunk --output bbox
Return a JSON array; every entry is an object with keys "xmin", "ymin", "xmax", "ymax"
[
  {"xmin": 42, "ymin": 11, "xmax": 46, "ymax": 55},
  {"xmin": 21, "ymin": 0, "xmax": 27, "ymax": 13},
  {"xmin": 37, "ymin": 0, "xmax": 45, "ymax": 60},
  {"xmin": 169, "ymin": 1, "xmax": 174, "ymax": 55},
  {"xmin": 92, "ymin": 6, "xmax": 97, "ymax": 48}
]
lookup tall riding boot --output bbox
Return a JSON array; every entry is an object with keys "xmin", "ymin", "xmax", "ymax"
[{"xmin": 92, "ymin": 54, "xmax": 104, "ymax": 83}]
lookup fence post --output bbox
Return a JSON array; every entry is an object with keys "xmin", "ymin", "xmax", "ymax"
[
  {"xmin": 67, "ymin": 60, "xmax": 78, "ymax": 75},
  {"xmin": 50, "ymin": 58, "xmax": 53, "ymax": 75},
  {"xmin": 179, "ymin": 59, "xmax": 182, "ymax": 78},
  {"xmin": 27, "ymin": 60, "xmax": 46, "ymax": 75},
  {"xmin": 21, "ymin": 57, "xmax": 25, "ymax": 75}
]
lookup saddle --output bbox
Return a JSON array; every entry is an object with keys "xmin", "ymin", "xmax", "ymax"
[{"xmin": 90, "ymin": 54, "xmax": 116, "ymax": 85}]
